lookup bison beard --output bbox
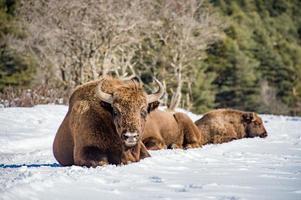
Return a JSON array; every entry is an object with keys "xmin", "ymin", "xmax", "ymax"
[{"xmin": 52, "ymin": 76, "xmax": 164, "ymax": 167}]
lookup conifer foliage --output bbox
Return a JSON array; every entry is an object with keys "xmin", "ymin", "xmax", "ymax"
[
  {"xmin": 0, "ymin": 0, "xmax": 36, "ymax": 90},
  {"xmin": 201, "ymin": 0, "xmax": 301, "ymax": 115}
]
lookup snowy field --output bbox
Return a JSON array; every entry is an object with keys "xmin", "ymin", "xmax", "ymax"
[{"xmin": 0, "ymin": 105, "xmax": 301, "ymax": 200}]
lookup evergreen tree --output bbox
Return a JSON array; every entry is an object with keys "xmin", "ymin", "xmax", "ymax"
[
  {"xmin": 203, "ymin": 0, "xmax": 301, "ymax": 115},
  {"xmin": 205, "ymin": 37, "xmax": 260, "ymax": 111},
  {"xmin": 0, "ymin": 0, "xmax": 36, "ymax": 90}
]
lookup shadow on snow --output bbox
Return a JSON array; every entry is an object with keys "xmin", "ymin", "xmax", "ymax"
[{"xmin": 0, "ymin": 163, "xmax": 61, "ymax": 168}]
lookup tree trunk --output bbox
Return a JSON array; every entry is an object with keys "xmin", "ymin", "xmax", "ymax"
[{"xmin": 168, "ymin": 63, "xmax": 182, "ymax": 111}]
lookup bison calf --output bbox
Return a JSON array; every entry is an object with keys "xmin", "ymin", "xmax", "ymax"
[
  {"xmin": 142, "ymin": 110, "xmax": 201, "ymax": 150},
  {"xmin": 195, "ymin": 109, "xmax": 268, "ymax": 144}
]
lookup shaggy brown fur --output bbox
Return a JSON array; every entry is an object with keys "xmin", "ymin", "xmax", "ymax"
[
  {"xmin": 53, "ymin": 77, "xmax": 160, "ymax": 167},
  {"xmin": 142, "ymin": 110, "xmax": 201, "ymax": 150},
  {"xmin": 195, "ymin": 109, "xmax": 268, "ymax": 145}
]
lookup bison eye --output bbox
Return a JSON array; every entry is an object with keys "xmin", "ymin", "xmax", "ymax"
[
  {"xmin": 141, "ymin": 109, "xmax": 147, "ymax": 118},
  {"xmin": 113, "ymin": 108, "xmax": 119, "ymax": 116}
]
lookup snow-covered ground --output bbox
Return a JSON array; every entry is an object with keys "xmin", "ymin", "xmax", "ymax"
[{"xmin": 0, "ymin": 105, "xmax": 301, "ymax": 200}]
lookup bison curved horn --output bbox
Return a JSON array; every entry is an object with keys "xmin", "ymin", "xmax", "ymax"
[
  {"xmin": 96, "ymin": 79, "xmax": 113, "ymax": 104},
  {"xmin": 252, "ymin": 112, "xmax": 256, "ymax": 122},
  {"xmin": 147, "ymin": 78, "xmax": 165, "ymax": 103},
  {"xmin": 121, "ymin": 75, "xmax": 138, "ymax": 81}
]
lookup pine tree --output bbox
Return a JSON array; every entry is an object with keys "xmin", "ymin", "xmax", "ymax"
[
  {"xmin": 0, "ymin": 0, "xmax": 36, "ymax": 90},
  {"xmin": 202, "ymin": 0, "xmax": 301, "ymax": 115}
]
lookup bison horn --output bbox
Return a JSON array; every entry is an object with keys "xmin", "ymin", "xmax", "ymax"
[
  {"xmin": 147, "ymin": 78, "xmax": 165, "ymax": 103},
  {"xmin": 121, "ymin": 75, "xmax": 138, "ymax": 81},
  {"xmin": 96, "ymin": 79, "xmax": 113, "ymax": 104},
  {"xmin": 252, "ymin": 112, "xmax": 256, "ymax": 122}
]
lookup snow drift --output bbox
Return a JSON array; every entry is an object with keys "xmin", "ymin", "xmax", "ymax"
[{"xmin": 0, "ymin": 105, "xmax": 301, "ymax": 200}]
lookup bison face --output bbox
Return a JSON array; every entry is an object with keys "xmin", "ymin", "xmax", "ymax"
[
  {"xmin": 243, "ymin": 112, "xmax": 268, "ymax": 138},
  {"xmin": 97, "ymin": 78, "xmax": 163, "ymax": 147},
  {"xmin": 112, "ymin": 92, "xmax": 148, "ymax": 147}
]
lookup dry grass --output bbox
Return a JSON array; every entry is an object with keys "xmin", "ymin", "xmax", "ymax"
[{"xmin": 0, "ymin": 85, "xmax": 69, "ymax": 107}]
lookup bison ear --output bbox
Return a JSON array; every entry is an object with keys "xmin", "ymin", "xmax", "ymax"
[
  {"xmin": 147, "ymin": 101, "xmax": 160, "ymax": 113},
  {"xmin": 242, "ymin": 112, "xmax": 254, "ymax": 123}
]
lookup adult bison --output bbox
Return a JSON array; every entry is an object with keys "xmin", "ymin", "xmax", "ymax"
[
  {"xmin": 142, "ymin": 110, "xmax": 201, "ymax": 150},
  {"xmin": 195, "ymin": 109, "xmax": 268, "ymax": 145},
  {"xmin": 53, "ymin": 76, "xmax": 164, "ymax": 167}
]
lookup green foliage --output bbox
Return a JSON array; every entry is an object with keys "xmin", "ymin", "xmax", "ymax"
[
  {"xmin": 0, "ymin": 0, "xmax": 36, "ymax": 91},
  {"xmin": 204, "ymin": 36, "xmax": 261, "ymax": 111},
  {"xmin": 0, "ymin": 47, "xmax": 36, "ymax": 90},
  {"xmin": 201, "ymin": 0, "xmax": 301, "ymax": 115},
  {"xmin": 191, "ymin": 67, "xmax": 216, "ymax": 113}
]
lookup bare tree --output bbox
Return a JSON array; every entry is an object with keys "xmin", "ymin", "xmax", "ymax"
[
  {"xmin": 13, "ymin": 0, "xmax": 147, "ymax": 87},
  {"xmin": 260, "ymin": 81, "xmax": 289, "ymax": 114},
  {"xmin": 136, "ymin": 0, "xmax": 223, "ymax": 110},
  {"xmin": 10, "ymin": 0, "xmax": 223, "ymax": 110}
]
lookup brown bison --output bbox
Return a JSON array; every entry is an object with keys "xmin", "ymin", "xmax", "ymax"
[
  {"xmin": 53, "ymin": 76, "xmax": 164, "ymax": 167},
  {"xmin": 195, "ymin": 109, "xmax": 268, "ymax": 145},
  {"xmin": 142, "ymin": 110, "xmax": 201, "ymax": 150}
]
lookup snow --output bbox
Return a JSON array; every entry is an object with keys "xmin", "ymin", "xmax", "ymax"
[{"xmin": 0, "ymin": 105, "xmax": 301, "ymax": 200}]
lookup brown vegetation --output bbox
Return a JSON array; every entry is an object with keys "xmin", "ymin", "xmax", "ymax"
[
  {"xmin": 7, "ymin": 0, "xmax": 221, "ymax": 110},
  {"xmin": 0, "ymin": 85, "xmax": 68, "ymax": 107}
]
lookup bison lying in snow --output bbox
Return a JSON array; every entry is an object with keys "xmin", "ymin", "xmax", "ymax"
[
  {"xmin": 53, "ymin": 76, "xmax": 164, "ymax": 167},
  {"xmin": 142, "ymin": 110, "xmax": 201, "ymax": 150},
  {"xmin": 195, "ymin": 109, "xmax": 268, "ymax": 145}
]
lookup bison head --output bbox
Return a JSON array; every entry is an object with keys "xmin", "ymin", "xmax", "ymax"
[
  {"xmin": 243, "ymin": 112, "xmax": 268, "ymax": 138},
  {"xmin": 96, "ymin": 78, "xmax": 164, "ymax": 147}
]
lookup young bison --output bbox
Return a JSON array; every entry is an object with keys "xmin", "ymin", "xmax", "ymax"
[
  {"xmin": 53, "ymin": 76, "xmax": 164, "ymax": 167},
  {"xmin": 142, "ymin": 110, "xmax": 201, "ymax": 150},
  {"xmin": 195, "ymin": 109, "xmax": 268, "ymax": 145}
]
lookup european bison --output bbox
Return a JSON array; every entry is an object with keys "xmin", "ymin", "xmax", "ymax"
[
  {"xmin": 142, "ymin": 110, "xmax": 201, "ymax": 150},
  {"xmin": 195, "ymin": 109, "xmax": 268, "ymax": 144},
  {"xmin": 53, "ymin": 76, "xmax": 164, "ymax": 167}
]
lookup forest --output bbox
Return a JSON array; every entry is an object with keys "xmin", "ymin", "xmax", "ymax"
[{"xmin": 0, "ymin": 0, "xmax": 301, "ymax": 116}]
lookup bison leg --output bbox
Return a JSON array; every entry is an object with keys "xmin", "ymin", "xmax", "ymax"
[
  {"xmin": 169, "ymin": 143, "xmax": 182, "ymax": 149},
  {"xmin": 139, "ymin": 142, "xmax": 151, "ymax": 159},
  {"xmin": 212, "ymin": 133, "xmax": 237, "ymax": 144},
  {"xmin": 182, "ymin": 127, "xmax": 201, "ymax": 149},
  {"xmin": 107, "ymin": 151, "xmax": 122, "ymax": 165},
  {"xmin": 212, "ymin": 135, "xmax": 223, "ymax": 144},
  {"xmin": 121, "ymin": 152, "xmax": 136, "ymax": 164},
  {"xmin": 173, "ymin": 113, "xmax": 201, "ymax": 149},
  {"xmin": 185, "ymin": 142, "xmax": 200, "ymax": 149},
  {"xmin": 74, "ymin": 146, "xmax": 109, "ymax": 167},
  {"xmin": 143, "ymin": 137, "xmax": 166, "ymax": 150},
  {"xmin": 121, "ymin": 142, "xmax": 151, "ymax": 164}
]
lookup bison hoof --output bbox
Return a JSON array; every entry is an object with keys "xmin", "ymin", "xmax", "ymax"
[
  {"xmin": 170, "ymin": 144, "xmax": 181, "ymax": 149},
  {"xmin": 185, "ymin": 143, "xmax": 200, "ymax": 149},
  {"xmin": 98, "ymin": 160, "xmax": 108, "ymax": 166}
]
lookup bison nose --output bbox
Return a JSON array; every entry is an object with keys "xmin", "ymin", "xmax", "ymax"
[
  {"xmin": 122, "ymin": 132, "xmax": 139, "ymax": 147},
  {"xmin": 260, "ymin": 132, "xmax": 268, "ymax": 138}
]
